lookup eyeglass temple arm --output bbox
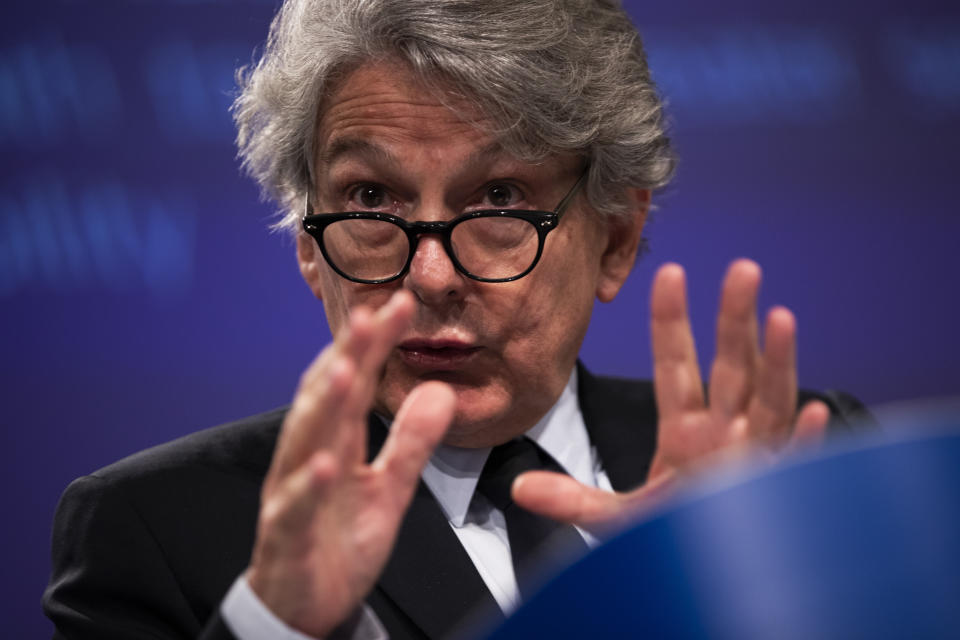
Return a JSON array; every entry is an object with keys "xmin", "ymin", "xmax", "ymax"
[{"xmin": 553, "ymin": 165, "xmax": 590, "ymax": 216}]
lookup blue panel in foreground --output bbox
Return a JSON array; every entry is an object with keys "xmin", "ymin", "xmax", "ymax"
[{"xmin": 486, "ymin": 424, "xmax": 960, "ymax": 639}]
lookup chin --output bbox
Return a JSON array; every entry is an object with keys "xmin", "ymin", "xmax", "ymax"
[
  {"xmin": 377, "ymin": 374, "xmax": 527, "ymax": 447},
  {"xmin": 443, "ymin": 396, "xmax": 536, "ymax": 448},
  {"xmin": 441, "ymin": 419, "xmax": 510, "ymax": 448}
]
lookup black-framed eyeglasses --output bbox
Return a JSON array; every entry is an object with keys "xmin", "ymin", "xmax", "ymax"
[{"xmin": 301, "ymin": 168, "xmax": 588, "ymax": 284}]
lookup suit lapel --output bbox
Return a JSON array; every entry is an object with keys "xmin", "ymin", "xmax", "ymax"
[
  {"xmin": 577, "ymin": 363, "xmax": 659, "ymax": 491},
  {"xmin": 366, "ymin": 416, "xmax": 503, "ymax": 639}
]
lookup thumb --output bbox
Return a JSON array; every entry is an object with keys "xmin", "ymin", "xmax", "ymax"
[
  {"xmin": 514, "ymin": 469, "xmax": 679, "ymax": 536},
  {"xmin": 513, "ymin": 471, "xmax": 621, "ymax": 528},
  {"xmin": 374, "ymin": 382, "xmax": 456, "ymax": 494}
]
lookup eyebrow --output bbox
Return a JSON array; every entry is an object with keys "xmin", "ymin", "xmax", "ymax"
[{"xmin": 320, "ymin": 138, "xmax": 395, "ymax": 168}]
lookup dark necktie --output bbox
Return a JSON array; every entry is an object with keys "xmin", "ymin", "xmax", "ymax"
[{"xmin": 476, "ymin": 437, "xmax": 589, "ymax": 601}]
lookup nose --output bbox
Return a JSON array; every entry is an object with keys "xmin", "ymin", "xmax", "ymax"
[{"xmin": 403, "ymin": 235, "xmax": 466, "ymax": 305}]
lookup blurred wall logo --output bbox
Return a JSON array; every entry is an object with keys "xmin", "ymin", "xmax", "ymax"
[
  {"xmin": 0, "ymin": 180, "xmax": 196, "ymax": 297},
  {"xmin": 146, "ymin": 40, "xmax": 247, "ymax": 141},
  {"xmin": 645, "ymin": 28, "xmax": 862, "ymax": 126},
  {"xmin": 0, "ymin": 38, "xmax": 122, "ymax": 145},
  {"xmin": 886, "ymin": 26, "xmax": 960, "ymax": 117}
]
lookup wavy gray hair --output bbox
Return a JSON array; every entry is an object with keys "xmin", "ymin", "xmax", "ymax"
[{"xmin": 233, "ymin": 0, "xmax": 675, "ymax": 233}]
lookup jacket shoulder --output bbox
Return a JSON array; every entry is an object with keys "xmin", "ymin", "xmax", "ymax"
[
  {"xmin": 798, "ymin": 388, "xmax": 876, "ymax": 433},
  {"xmin": 45, "ymin": 408, "xmax": 288, "ymax": 638},
  {"xmin": 89, "ymin": 405, "xmax": 288, "ymax": 484}
]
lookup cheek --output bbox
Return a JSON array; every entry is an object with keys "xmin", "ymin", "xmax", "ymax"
[
  {"xmin": 316, "ymin": 266, "xmax": 397, "ymax": 337},
  {"xmin": 317, "ymin": 270, "xmax": 350, "ymax": 336},
  {"xmin": 500, "ymin": 227, "xmax": 603, "ymax": 362},
  {"xmin": 495, "ymin": 265, "xmax": 595, "ymax": 375}
]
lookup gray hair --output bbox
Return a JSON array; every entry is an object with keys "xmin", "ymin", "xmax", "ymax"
[{"xmin": 233, "ymin": 0, "xmax": 675, "ymax": 234}]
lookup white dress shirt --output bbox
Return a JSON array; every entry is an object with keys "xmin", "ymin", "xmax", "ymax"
[
  {"xmin": 222, "ymin": 367, "xmax": 612, "ymax": 639},
  {"xmin": 420, "ymin": 368, "xmax": 612, "ymax": 613}
]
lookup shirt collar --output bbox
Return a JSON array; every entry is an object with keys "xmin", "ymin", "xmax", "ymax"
[{"xmin": 420, "ymin": 368, "xmax": 593, "ymax": 527}]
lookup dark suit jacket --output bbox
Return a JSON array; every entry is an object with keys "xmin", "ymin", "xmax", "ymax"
[{"xmin": 43, "ymin": 367, "xmax": 871, "ymax": 639}]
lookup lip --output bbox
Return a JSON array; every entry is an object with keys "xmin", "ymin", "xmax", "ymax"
[{"xmin": 397, "ymin": 338, "xmax": 482, "ymax": 371}]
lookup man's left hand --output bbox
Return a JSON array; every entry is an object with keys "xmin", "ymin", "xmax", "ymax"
[{"xmin": 512, "ymin": 259, "xmax": 830, "ymax": 532}]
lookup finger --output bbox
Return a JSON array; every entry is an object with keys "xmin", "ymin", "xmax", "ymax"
[
  {"xmin": 374, "ymin": 381, "xmax": 455, "ymax": 507},
  {"xmin": 787, "ymin": 399, "xmax": 829, "ymax": 453},
  {"xmin": 272, "ymin": 291, "xmax": 416, "ymax": 485},
  {"xmin": 708, "ymin": 259, "xmax": 762, "ymax": 421},
  {"xmin": 748, "ymin": 306, "xmax": 798, "ymax": 445},
  {"xmin": 298, "ymin": 306, "xmax": 373, "ymax": 392},
  {"xmin": 337, "ymin": 291, "xmax": 416, "ymax": 461},
  {"xmin": 512, "ymin": 471, "xmax": 621, "ymax": 526},
  {"xmin": 283, "ymin": 305, "xmax": 375, "ymax": 454},
  {"xmin": 341, "ymin": 290, "xmax": 416, "ymax": 426},
  {"xmin": 651, "ymin": 263, "xmax": 704, "ymax": 420},
  {"xmin": 268, "ymin": 351, "xmax": 357, "ymax": 486},
  {"xmin": 512, "ymin": 470, "xmax": 677, "ymax": 535}
]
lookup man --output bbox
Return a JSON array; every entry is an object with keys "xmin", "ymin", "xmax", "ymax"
[{"xmin": 44, "ymin": 1, "xmax": 867, "ymax": 639}]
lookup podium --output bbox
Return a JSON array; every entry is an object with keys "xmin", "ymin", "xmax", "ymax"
[{"xmin": 487, "ymin": 422, "xmax": 960, "ymax": 639}]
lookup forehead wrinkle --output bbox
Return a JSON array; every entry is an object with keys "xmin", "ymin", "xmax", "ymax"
[
  {"xmin": 323, "ymin": 91, "xmax": 484, "ymax": 133},
  {"xmin": 319, "ymin": 93, "xmax": 502, "ymax": 173},
  {"xmin": 320, "ymin": 131, "xmax": 510, "ymax": 184}
]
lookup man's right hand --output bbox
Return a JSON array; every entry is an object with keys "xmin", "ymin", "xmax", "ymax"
[{"xmin": 246, "ymin": 290, "xmax": 456, "ymax": 638}]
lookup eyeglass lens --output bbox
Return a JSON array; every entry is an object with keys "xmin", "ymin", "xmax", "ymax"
[{"xmin": 322, "ymin": 216, "xmax": 540, "ymax": 281}]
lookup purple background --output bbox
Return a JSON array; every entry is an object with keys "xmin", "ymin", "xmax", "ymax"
[{"xmin": 2, "ymin": 0, "xmax": 958, "ymax": 636}]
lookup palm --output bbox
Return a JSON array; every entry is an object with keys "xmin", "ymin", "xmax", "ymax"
[{"xmin": 302, "ymin": 467, "xmax": 406, "ymax": 619}]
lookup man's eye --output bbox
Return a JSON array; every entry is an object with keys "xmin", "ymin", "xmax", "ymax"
[
  {"xmin": 485, "ymin": 183, "xmax": 521, "ymax": 208},
  {"xmin": 351, "ymin": 185, "xmax": 387, "ymax": 209}
]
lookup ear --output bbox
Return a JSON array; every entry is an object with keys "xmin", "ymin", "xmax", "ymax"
[
  {"xmin": 595, "ymin": 188, "xmax": 649, "ymax": 303},
  {"xmin": 296, "ymin": 232, "xmax": 324, "ymax": 301}
]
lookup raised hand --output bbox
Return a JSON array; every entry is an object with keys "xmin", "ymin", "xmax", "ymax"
[
  {"xmin": 246, "ymin": 290, "xmax": 456, "ymax": 637},
  {"xmin": 513, "ymin": 259, "xmax": 830, "ymax": 532},
  {"xmin": 647, "ymin": 259, "xmax": 829, "ymax": 477}
]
